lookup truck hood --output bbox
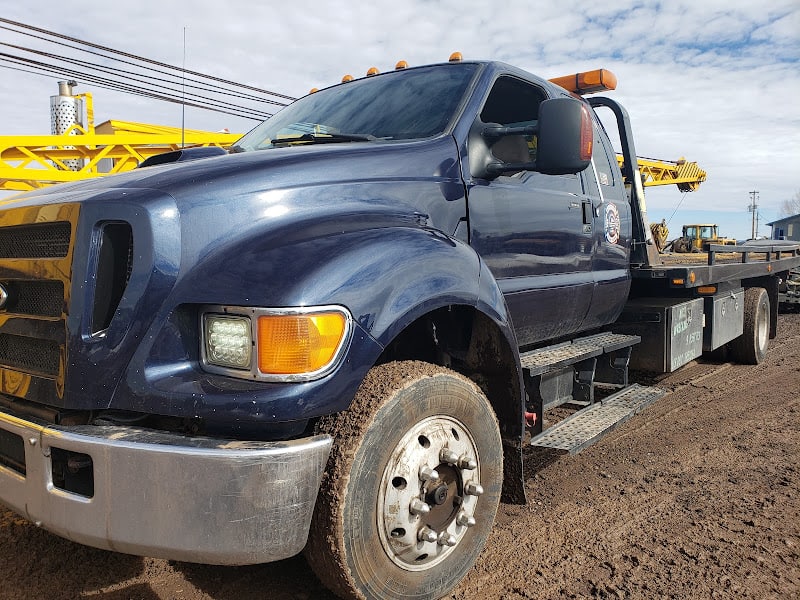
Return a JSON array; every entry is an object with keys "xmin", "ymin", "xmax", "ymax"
[
  {"xmin": 0, "ymin": 135, "xmax": 470, "ymax": 418},
  {"xmin": 10, "ymin": 137, "xmax": 463, "ymax": 214}
]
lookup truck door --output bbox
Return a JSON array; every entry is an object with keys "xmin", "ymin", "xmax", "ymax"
[
  {"xmin": 580, "ymin": 120, "xmax": 631, "ymax": 330},
  {"xmin": 466, "ymin": 75, "xmax": 595, "ymax": 347}
]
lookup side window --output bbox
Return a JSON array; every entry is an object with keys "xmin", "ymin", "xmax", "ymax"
[
  {"xmin": 480, "ymin": 76, "xmax": 545, "ymax": 163},
  {"xmin": 479, "ymin": 76, "xmax": 580, "ymax": 193},
  {"xmin": 592, "ymin": 123, "xmax": 616, "ymax": 187}
]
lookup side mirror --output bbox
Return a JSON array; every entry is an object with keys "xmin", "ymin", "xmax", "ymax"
[
  {"xmin": 535, "ymin": 97, "xmax": 593, "ymax": 175},
  {"xmin": 469, "ymin": 97, "xmax": 592, "ymax": 180}
]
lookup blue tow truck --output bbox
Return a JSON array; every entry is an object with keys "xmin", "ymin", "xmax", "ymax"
[{"xmin": 1, "ymin": 56, "xmax": 798, "ymax": 599}]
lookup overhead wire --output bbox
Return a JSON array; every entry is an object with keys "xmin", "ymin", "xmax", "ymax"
[
  {"xmin": 0, "ymin": 18, "xmax": 297, "ymax": 122},
  {"xmin": 0, "ymin": 45, "xmax": 275, "ymax": 119},
  {"xmin": 0, "ymin": 51, "xmax": 272, "ymax": 120},
  {"xmin": 1, "ymin": 41, "xmax": 287, "ymax": 108}
]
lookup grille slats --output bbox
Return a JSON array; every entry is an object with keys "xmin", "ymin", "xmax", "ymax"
[
  {"xmin": 1, "ymin": 280, "xmax": 64, "ymax": 317},
  {"xmin": 0, "ymin": 222, "xmax": 71, "ymax": 258},
  {"xmin": 0, "ymin": 333, "xmax": 60, "ymax": 377}
]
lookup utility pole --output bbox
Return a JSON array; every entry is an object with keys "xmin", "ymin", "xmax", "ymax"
[{"xmin": 748, "ymin": 190, "xmax": 759, "ymax": 239}]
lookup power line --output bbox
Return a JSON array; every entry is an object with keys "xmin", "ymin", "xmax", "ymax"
[
  {"xmin": 0, "ymin": 51, "xmax": 273, "ymax": 120},
  {"xmin": 0, "ymin": 46, "xmax": 275, "ymax": 119},
  {"xmin": 0, "ymin": 17, "xmax": 297, "ymax": 122},
  {"xmin": 1, "ymin": 41, "xmax": 287, "ymax": 107},
  {"xmin": 0, "ymin": 18, "xmax": 295, "ymax": 102}
]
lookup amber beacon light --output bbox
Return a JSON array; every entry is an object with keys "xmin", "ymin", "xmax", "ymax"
[{"xmin": 549, "ymin": 69, "xmax": 618, "ymax": 95}]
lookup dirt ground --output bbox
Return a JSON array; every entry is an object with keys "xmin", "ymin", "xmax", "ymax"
[{"xmin": 2, "ymin": 313, "xmax": 798, "ymax": 600}]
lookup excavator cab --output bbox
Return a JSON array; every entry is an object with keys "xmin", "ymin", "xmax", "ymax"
[{"xmin": 673, "ymin": 224, "xmax": 736, "ymax": 252}]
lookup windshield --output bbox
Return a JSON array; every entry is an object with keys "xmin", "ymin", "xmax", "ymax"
[{"xmin": 234, "ymin": 63, "xmax": 479, "ymax": 151}]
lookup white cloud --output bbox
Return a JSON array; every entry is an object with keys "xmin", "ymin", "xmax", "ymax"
[{"xmin": 0, "ymin": 0, "xmax": 798, "ymax": 238}]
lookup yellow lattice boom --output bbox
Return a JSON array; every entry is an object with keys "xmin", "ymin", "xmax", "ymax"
[
  {"xmin": 2, "ymin": 112, "xmax": 705, "ymax": 194},
  {"xmin": 617, "ymin": 155, "xmax": 706, "ymax": 192},
  {"xmin": 0, "ymin": 120, "xmax": 241, "ymax": 192}
]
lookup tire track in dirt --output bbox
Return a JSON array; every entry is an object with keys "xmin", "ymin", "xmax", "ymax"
[
  {"xmin": 448, "ymin": 314, "xmax": 800, "ymax": 599},
  {"xmin": 1, "ymin": 315, "xmax": 798, "ymax": 600}
]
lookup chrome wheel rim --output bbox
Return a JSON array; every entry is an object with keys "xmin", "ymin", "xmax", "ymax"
[{"xmin": 377, "ymin": 415, "xmax": 482, "ymax": 571}]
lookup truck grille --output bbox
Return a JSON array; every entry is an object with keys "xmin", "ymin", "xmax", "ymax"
[
  {"xmin": 0, "ymin": 206, "xmax": 78, "ymax": 409},
  {"xmin": 0, "ymin": 222, "xmax": 71, "ymax": 258}
]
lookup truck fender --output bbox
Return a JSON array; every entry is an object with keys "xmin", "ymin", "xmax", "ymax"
[{"xmin": 303, "ymin": 231, "xmax": 526, "ymax": 503}]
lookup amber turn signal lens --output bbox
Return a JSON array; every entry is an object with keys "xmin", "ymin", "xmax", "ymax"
[{"xmin": 257, "ymin": 312, "xmax": 348, "ymax": 375}]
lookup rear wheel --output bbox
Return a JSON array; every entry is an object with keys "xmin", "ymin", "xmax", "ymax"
[
  {"xmin": 305, "ymin": 361, "xmax": 502, "ymax": 600},
  {"xmin": 729, "ymin": 287, "xmax": 770, "ymax": 364}
]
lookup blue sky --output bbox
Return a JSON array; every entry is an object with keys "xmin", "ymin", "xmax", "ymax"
[{"xmin": 1, "ymin": 0, "xmax": 798, "ymax": 240}]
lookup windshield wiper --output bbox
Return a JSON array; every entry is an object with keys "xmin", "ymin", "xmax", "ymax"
[{"xmin": 271, "ymin": 132, "xmax": 376, "ymax": 146}]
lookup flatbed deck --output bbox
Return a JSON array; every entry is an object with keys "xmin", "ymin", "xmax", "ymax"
[{"xmin": 632, "ymin": 243, "xmax": 800, "ymax": 288}]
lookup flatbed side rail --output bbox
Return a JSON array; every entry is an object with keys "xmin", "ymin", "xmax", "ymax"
[
  {"xmin": 631, "ymin": 242, "xmax": 800, "ymax": 288},
  {"xmin": 706, "ymin": 243, "xmax": 800, "ymax": 266}
]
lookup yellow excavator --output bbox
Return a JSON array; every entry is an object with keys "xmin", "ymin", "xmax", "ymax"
[{"xmin": 670, "ymin": 224, "xmax": 737, "ymax": 253}]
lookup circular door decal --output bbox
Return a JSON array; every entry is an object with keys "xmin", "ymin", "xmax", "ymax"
[{"xmin": 604, "ymin": 203, "xmax": 620, "ymax": 244}]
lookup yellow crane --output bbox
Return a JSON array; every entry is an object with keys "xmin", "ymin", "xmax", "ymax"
[
  {"xmin": 1, "ymin": 132, "xmax": 709, "ymax": 195},
  {"xmin": 0, "ymin": 91, "xmax": 239, "ymax": 192},
  {"xmin": 1, "ymin": 86, "xmax": 707, "ymax": 199},
  {"xmin": 619, "ymin": 155, "xmax": 706, "ymax": 192},
  {"xmin": 612, "ymin": 156, "xmax": 707, "ymax": 251}
]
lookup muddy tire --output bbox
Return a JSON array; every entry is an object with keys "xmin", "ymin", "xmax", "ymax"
[
  {"xmin": 305, "ymin": 361, "xmax": 502, "ymax": 600},
  {"xmin": 729, "ymin": 287, "xmax": 770, "ymax": 364}
]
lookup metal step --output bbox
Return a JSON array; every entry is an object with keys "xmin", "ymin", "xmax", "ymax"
[
  {"xmin": 520, "ymin": 332, "xmax": 640, "ymax": 376},
  {"xmin": 530, "ymin": 384, "xmax": 665, "ymax": 454}
]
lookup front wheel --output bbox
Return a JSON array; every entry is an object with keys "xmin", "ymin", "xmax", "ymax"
[{"xmin": 305, "ymin": 361, "xmax": 503, "ymax": 600}]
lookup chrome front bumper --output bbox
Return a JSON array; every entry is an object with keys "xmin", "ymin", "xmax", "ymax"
[{"xmin": 0, "ymin": 410, "xmax": 331, "ymax": 565}]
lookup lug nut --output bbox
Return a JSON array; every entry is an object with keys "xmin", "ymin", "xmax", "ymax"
[
  {"xmin": 457, "ymin": 455, "xmax": 477, "ymax": 470},
  {"xmin": 464, "ymin": 481, "xmax": 484, "ymax": 496},
  {"xmin": 437, "ymin": 532, "xmax": 457, "ymax": 547},
  {"xmin": 440, "ymin": 448, "xmax": 459, "ymax": 465},
  {"xmin": 418, "ymin": 527, "xmax": 438, "ymax": 543},
  {"xmin": 419, "ymin": 465, "xmax": 440, "ymax": 482},
  {"xmin": 410, "ymin": 499, "xmax": 431, "ymax": 516},
  {"xmin": 456, "ymin": 511, "xmax": 476, "ymax": 527}
]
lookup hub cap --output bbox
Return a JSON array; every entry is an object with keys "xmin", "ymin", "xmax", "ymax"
[{"xmin": 377, "ymin": 415, "xmax": 481, "ymax": 571}]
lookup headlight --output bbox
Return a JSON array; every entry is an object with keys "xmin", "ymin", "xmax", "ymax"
[
  {"xmin": 201, "ymin": 305, "xmax": 352, "ymax": 382},
  {"xmin": 203, "ymin": 315, "xmax": 252, "ymax": 369}
]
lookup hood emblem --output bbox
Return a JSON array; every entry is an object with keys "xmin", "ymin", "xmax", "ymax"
[{"xmin": 0, "ymin": 283, "xmax": 7, "ymax": 310}]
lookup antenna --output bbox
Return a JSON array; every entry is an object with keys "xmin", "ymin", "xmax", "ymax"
[{"xmin": 181, "ymin": 26, "xmax": 187, "ymax": 147}]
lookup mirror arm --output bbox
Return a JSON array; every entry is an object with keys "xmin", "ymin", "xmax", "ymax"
[
  {"xmin": 486, "ymin": 161, "xmax": 538, "ymax": 176},
  {"xmin": 482, "ymin": 124, "xmax": 539, "ymax": 140}
]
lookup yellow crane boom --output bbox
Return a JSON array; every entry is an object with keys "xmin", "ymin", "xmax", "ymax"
[
  {"xmin": 617, "ymin": 155, "xmax": 706, "ymax": 192},
  {"xmin": 3, "ymin": 129, "xmax": 708, "ymax": 194},
  {"xmin": 0, "ymin": 120, "xmax": 240, "ymax": 192},
  {"xmin": 1, "ymin": 85, "xmax": 707, "ymax": 194}
]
